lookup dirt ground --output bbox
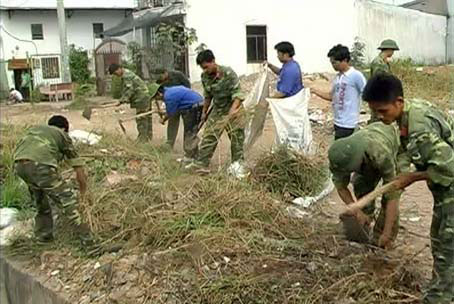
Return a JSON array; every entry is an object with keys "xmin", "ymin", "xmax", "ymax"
[{"xmin": 0, "ymin": 77, "xmax": 437, "ymax": 299}]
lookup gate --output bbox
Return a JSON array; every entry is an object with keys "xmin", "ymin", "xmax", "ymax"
[{"xmin": 95, "ymin": 39, "xmax": 127, "ymax": 96}]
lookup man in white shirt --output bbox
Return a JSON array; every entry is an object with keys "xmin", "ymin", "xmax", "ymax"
[
  {"xmin": 312, "ymin": 44, "xmax": 367, "ymax": 140},
  {"xmin": 8, "ymin": 88, "xmax": 24, "ymax": 104}
]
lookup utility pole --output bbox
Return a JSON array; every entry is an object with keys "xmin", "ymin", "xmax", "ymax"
[{"xmin": 57, "ymin": 0, "xmax": 71, "ymax": 83}]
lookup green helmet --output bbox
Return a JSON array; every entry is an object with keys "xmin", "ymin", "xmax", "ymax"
[
  {"xmin": 147, "ymin": 82, "xmax": 161, "ymax": 98},
  {"xmin": 378, "ymin": 39, "xmax": 399, "ymax": 50},
  {"xmin": 328, "ymin": 133, "xmax": 367, "ymax": 175}
]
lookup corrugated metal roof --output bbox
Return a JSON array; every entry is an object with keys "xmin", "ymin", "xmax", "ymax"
[
  {"xmin": 0, "ymin": 0, "xmax": 135, "ymax": 10},
  {"xmin": 401, "ymin": 0, "xmax": 448, "ymax": 16}
]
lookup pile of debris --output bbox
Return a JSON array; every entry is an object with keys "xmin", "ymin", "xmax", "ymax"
[
  {"xmin": 1, "ymin": 127, "xmax": 424, "ymax": 304},
  {"xmin": 252, "ymin": 145, "xmax": 330, "ymax": 199}
]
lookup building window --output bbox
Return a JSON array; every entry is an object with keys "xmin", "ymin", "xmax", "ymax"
[
  {"xmin": 246, "ymin": 25, "xmax": 267, "ymax": 63},
  {"xmin": 93, "ymin": 23, "xmax": 104, "ymax": 38},
  {"xmin": 41, "ymin": 57, "xmax": 60, "ymax": 79},
  {"xmin": 31, "ymin": 24, "xmax": 43, "ymax": 40}
]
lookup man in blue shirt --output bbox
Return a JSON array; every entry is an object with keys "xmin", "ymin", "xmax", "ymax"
[
  {"xmin": 267, "ymin": 41, "xmax": 303, "ymax": 98},
  {"xmin": 153, "ymin": 68, "xmax": 191, "ymax": 150},
  {"xmin": 149, "ymin": 83, "xmax": 203, "ymax": 161}
]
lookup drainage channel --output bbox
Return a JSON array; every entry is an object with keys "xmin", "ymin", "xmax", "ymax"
[{"xmin": 0, "ymin": 254, "xmax": 68, "ymax": 304}]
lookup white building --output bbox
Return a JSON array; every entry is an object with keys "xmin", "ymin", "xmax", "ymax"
[
  {"xmin": 0, "ymin": 0, "xmax": 136, "ymax": 96},
  {"xmin": 183, "ymin": 0, "xmax": 448, "ymax": 82}
]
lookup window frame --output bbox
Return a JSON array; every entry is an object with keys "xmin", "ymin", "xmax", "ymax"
[
  {"xmin": 41, "ymin": 57, "xmax": 60, "ymax": 79},
  {"xmin": 93, "ymin": 23, "xmax": 104, "ymax": 38},
  {"xmin": 246, "ymin": 25, "xmax": 267, "ymax": 63},
  {"xmin": 31, "ymin": 24, "xmax": 44, "ymax": 40}
]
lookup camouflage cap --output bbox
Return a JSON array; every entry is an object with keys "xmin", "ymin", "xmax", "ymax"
[
  {"xmin": 328, "ymin": 134, "xmax": 367, "ymax": 174},
  {"xmin": 147, "ymin": 82, "xmax": 160, "ymax": 98},
  {"xmin": 378, "ymin": 39, "xmax": 399, "ymax": 50}
]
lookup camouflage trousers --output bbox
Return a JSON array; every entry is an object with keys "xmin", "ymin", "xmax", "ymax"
[
  {"xmin": 352, "ymin": 173, "xmax": 400, "ymax": 244},
  {"xmin": 134, "ymin": 99, "xmax": 153, "ymax": 142},
  {"xmin": 15, "ymin": 160, "xmax": 82, "ymax": 241},
  {"xmin": 423, "ymin": 183, "xmax": 454, "ymax": 304},
  {"xmin": 197, "ymin": 106, "xmax": 245, "ymax": 167}
]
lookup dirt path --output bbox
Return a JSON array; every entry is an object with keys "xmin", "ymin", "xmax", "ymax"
[{"xmin": 0, "ymin": 91, "xmax": 435, "ymax": 284}]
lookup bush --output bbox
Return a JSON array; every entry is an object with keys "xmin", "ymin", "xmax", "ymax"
[{"xmin": 69, "ymin": 44, "xmax": 91, "ymax": 84}]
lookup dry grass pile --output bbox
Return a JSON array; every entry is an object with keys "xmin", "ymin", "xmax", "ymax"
[
  {"xmin": 252, "ymin": 145, "xmax": 330, "ymax": 198},
  {"xmin": 1, "ymin": 127, "xmax": 425, "ymax": 303}
]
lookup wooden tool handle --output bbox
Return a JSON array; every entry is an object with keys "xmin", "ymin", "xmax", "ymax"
[
  {"xmin": 119, "ymin": 110, "xmax": 157, "ymax": 123},
  {"xmin": 346, "ymin": 180, "xmax": 400, "ymax": 212}
]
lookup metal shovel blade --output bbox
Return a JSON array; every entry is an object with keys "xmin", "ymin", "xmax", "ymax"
[
  {"xmin": 340, "ymin": 213, "xmax": 370, "ymax": 243},
  {"xmin": 82, "ymin": 107, "xmax": 93, "ymax": 120}
]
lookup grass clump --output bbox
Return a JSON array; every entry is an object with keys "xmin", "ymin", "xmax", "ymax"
[
  {"xmin": 0, "ymin": 125, "xmax": 31, "ymax": 209},
  {"xmin": 252, "ymin": 145, "xmax": 330, "ymax": 198},
  {"xmin": 392, "ymin": 59, "xmax": 453, "ymax": 109}
]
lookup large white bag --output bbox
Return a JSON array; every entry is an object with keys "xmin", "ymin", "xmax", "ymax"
[
  {"xmin": 267, "ymin": 88, "xmax": 313, "ymax": 154},
  {"xmin": 243, "ymin": 71, "xmax": 270, "ymax": 151}
]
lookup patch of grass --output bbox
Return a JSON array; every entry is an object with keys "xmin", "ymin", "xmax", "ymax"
[
  {"xmin": 252, "ymin": 145, "xmax": 330, "ymax": 199},
  {"xmin": 3, "ymin": 126, "xmax": 423, "ymax": 304},
  {"xmin": 393, "ymin": 59, "xmax": 453, "ymax": 109},
  {"xmin": 0, "ymin": 125, "xmax": 31, "ymax": 209}
]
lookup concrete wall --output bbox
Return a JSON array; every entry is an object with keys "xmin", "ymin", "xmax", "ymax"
[
  {"xmin": 0, "ymin": 255, "xmax": 68, "ymax": 304},
  {"xmin": 356, "ymin": 0, "xmax": 447, "ymax": 64},
  {"xmin": 0, "ymin": 9, "xmax": 135, "ymax": 89},
  {"xmin": 185, "ymin": 0, "xmax": 358, "ymax": 82}
]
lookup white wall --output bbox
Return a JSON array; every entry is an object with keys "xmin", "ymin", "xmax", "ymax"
[
  {"xmin": 356, "ymin": 0, "xmax": 447, "ymax": 64},
  {"xmin": 1, "ymin": 10, "xmax": 133, "ymax": 58},
  {"xmin": 1, "ymin": 9, "xmax": 135, "ymax": 87},
  {"xmin": 185, "ymin": 0, "xmax": 358, "ymax": 82}
]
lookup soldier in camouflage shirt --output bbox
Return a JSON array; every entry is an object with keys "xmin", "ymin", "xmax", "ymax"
[
  {"xmin": 364, "ymin": 74, "xmax": 454, "ymax": 304},
  {"xmin": 14, "ymin": 115, "xmax": 89, "ymax": 243},
  {"xmin": 109, "ymin": 64, "xmax": 152, "ymax": 141},
  {"xmin": 185, "ymin": 50, "xmax": 245, "ymax": 171},
  {"xmin": 369, "ymin": 39, "xmax": 399, "ymax": 123},
  {"xmin": 370, "ymin": 39, "xmax": 399, "ymax": 77},
  {"xmin": 329, "ymin": 122, "xmax": 401, "ymax": 248}
]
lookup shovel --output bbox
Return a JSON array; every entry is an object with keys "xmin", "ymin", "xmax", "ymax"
[
  {"xmin": 118, "ymin": 110, "xmax": 159, "ymax": 135},
  {"xmin": 82, "ymin": 102, "xmax": 119, "ymax": 120}
]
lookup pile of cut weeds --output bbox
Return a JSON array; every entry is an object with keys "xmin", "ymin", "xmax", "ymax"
[{"xmin": 2, "ymin": 127, "xmax": 423, "ymax": 304}]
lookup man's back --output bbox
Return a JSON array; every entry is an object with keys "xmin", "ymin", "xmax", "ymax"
[{"xmin": 14, "ymin": 125, "xmax": 77, "ymax": 168}]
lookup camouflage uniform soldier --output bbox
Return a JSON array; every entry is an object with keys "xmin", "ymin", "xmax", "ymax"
[
  {"xmin": 369, "ymin": 39, "xmax": 399, "ymax": 123},
  {"xmin": 364, "ymin": 74, "xmax": 454, "ymax": 304},
  {"xmin": 370, "ymin": 39, "xmax": 399, "ymax": 77},
  {"xmin": 14, "ymin": 115, "xmax": 89, "ymax": 242},
  {"xmin": 185, "ymin": 50, "xmax": 245, "ymax": 172},
  {"xmin": 109, "ymin": 64, "xmax": 152, "ymax": 141},
  {"xmin": 329, "ymin": 122, "xmax": 401, "ymax": 247}
]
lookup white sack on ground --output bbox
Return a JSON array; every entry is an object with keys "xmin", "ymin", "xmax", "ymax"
[
  {"xmin": 69, "ymin": 130, "xmax": 102, "ymax": 145},
  {"xmin": 267, "ymin": 88, "xmax": 313, "ymax": 154}
]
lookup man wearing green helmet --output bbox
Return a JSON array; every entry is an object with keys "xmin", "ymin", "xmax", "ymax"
[
  {"xmin": 328, "ymin": 122, "xmax": 401, "ymax": 248},
  {"xmin": 370, "ymin": 39, "xmax": 400, "ymax": 77},
  {"xmin": 369, "ymin": 39, "xmax": 400, "ymax": 123}
]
